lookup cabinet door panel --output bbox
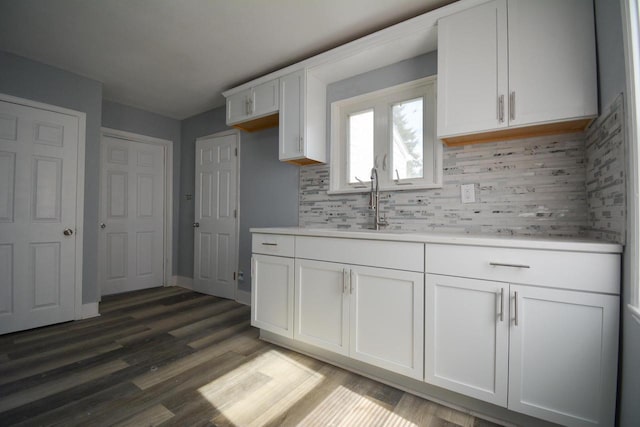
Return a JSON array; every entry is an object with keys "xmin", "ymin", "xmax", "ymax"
[
  {"xmin": 350, "ymin": 266, "xmax": 424, "ymax": 379},
  {"xmin": 507, "ymin": 0, "xmax": 597, "ymax": 127},
  {"xmin": 509, "ymin": 285, "xmax": 618, "ymax": 426},
  {"xmin": 425, "ymin": 274, "xmax": 508, "ymax": 406},
  {"xmin": 252, "ymin": 79, "xmax": 279, "ymax": 117},
  {"xmin": 251, "ymin": 254, "xmax": 294, "ymax": 338},
  {"xmin": 226, "ymin": 89, "xmax": 251, "ymax": 125},
  {"xmin": 279, "ymin": 70, "xmax": 304, "ymax": 160},
  {"xmin": 294, "ymin": 259, "xmax": 349, "ymax": 355},
  {"xmin": 437, "ymin": 0, "xmax": 508, "ymax": 137}
]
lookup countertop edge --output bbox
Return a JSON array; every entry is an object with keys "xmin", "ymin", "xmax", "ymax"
[{"xmin": 249, "ymin": 227, "xmax": 624, "ymax": 254}]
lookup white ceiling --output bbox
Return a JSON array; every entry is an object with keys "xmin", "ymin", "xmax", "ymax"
[{"xmin": 0, "ymin": 0, "xmax": 454, "ymax": 119}]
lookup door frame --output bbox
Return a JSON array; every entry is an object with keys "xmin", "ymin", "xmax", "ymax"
[
  {"xmin": 0, "ymin": 93, "xmax": 86, "ymax": 320},
  {"xmin": 99, "ymin": 127, "xmax": 173, "ymax": 298},
  {"xmin": 194, "ymin": 129, "xmax": 241, "ymax": 300}
]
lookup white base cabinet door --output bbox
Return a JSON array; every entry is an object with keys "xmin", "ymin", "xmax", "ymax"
[
  {"xmin": 350, "ymin": 266, "xmax": 424, "ymax": 380},
  {"xmin": 294, "ymin": 259, "xmax": 349, "ymax": 356},
  {"xmin": 508, "ymin": 285, "xmax": 619, "ymax": 427},
  {"xmin": 251, "ymin": 254, "xmax": 294, "ymax": 338},
  {"xmin": 425, "ymin": 274, "xmax": 509, "ymax": 406}
]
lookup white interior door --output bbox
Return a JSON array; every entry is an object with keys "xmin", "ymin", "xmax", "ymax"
[
  {"xmin": 0, "ymin": 98, "xmax": 80, "ymax": 334},
  {"xmin": 99, "ymin": 135, "xmax": 165, "ymax": 296},
  {"xmin": 193, "ymin": 132, "xmax": 238, "ymax": 299}
]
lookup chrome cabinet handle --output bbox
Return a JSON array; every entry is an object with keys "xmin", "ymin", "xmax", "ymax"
[
  {"xmin": 498, "ymin": 288, "xmax": 504, "ymax": 322},
  {"xmin": 261, "ymin": 242, "xmax": 277, "ymax": 246},
  {"xmin": 489, "ymin": 262, "xmax": 530, "ymax": 269},
  {"xmin": 350, "ymin": 270, "xmax": 355, "ymax": 294},
  {"xmin": 63, "ymin": 228, "xmax": 74, "ymax": 236},
  {"xmin": 193, "ymin": 222, "xmax": 200, "ymax": 228},
  {"xmin": 498, "ymin": 95, "xmax": 505, "ymax": 122},
  {"xmin": 343, "ymin": 268, "xmax": 349, "ymax": 294},
  {"xmin": 510, "ymin": 91, "xmax": 515, "ymax": 121},
  {"xmin": 514, "ymin": 291, "xmax": 519, "ymax": 326}
]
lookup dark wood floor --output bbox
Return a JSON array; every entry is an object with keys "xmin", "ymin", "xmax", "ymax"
[{"xmin": 0, "ymin": 287, "xmax": 502, "ymax": 427}]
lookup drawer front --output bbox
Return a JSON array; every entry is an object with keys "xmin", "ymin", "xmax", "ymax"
[
  {"xmin": 296, "ymin": 236, "xmax": 424, "ymax": 272},
  {"xmin": 252, "ymin": 233, "xmax": 295, "ymax": 257},
  {"xmin": 425, "ymin": 244, "xmax": 620, "ymax": 294}
]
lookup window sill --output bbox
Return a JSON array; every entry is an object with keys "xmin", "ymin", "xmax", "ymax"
[
  {"xmin": 327, "ymin": 183, "xmax": 443, "ymax": 195},
  {"xmin": 628, "ymin": 304, "xmax": 640, "ymax": 326}
]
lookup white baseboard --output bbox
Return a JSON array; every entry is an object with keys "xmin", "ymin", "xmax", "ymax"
[
  {"xmin": 172, "ymin": 275, "xmax": 193, "ymax": 290},
  {"xmin": 81, "ymin": 302, "xmax": 100, "ymax": 319},
  {"xmin": 236, "ymin": 289, "xmax": 251, "ymax": 306}
]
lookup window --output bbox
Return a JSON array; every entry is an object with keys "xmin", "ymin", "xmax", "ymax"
[
  {"xmin": 329, "ymin": 76, "xmax": 442, "ymax": 193},
  {"xmin": 623, "ymin": 0, "xmax": 640, "ymax": 320}
]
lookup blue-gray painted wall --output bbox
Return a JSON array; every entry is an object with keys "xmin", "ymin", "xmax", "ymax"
[
  {"xmin": 594, "ymin": 0, "xmax": 639, "ymax": 425},
  {"xmin": 0, "ymin": 51, "xmax": 103, "ymax": 304},
  {"xmin": 102, "ymin": 100, "xmax": 182, "ymax": 276},
  {"xmin": 179, "ymin": 107, "xmax": 299, "ymax": 292}
]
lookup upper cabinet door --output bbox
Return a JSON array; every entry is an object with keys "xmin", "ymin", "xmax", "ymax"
[
  {"xmin": 279, "ymin": 70, "xmax": 304, "ymax": 161},
  {"xmin": 252, "ymin": 79, "xmax": 279, "ymax": 118},
  {"xmin": 226, "ymin": 89, "xmax": 251, "ymax": 125},
  {"xmin": 507, "ymin": 0, "xmax": 597, "ymax": 127},
  {"xmin": 437, "ymin": 0, "xmax": 508, "ymax": 138}
]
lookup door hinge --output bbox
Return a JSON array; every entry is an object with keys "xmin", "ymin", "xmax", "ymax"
[
  {"xmin": 234, "ymin": 209, "xmax": 237, "ymax": 218},
  {"xmin": 233, "ymin": 272, "xmax": 236, "ymax": 280},
  {"xmin": 235, "ymin": 148, "xmax": 238, "ymax": 156}
]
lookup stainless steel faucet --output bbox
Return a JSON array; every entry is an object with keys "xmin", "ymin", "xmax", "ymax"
[{"xmin": 369, "ymin": 167, "xmax": 388, "ymax": 230}]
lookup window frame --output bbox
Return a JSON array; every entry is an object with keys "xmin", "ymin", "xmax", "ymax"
[
  {"xmin": 622, "ymin": 0, "xmax": 640, "ymax": 323},
  {"xmin": 329, "ymin": 76, "xmax": 442, "ymax": 194}
]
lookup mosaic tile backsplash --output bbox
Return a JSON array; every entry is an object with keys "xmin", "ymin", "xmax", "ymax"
[
  {"xmin": 300, "ymin": 132, "xmax": 590, "ymax": 237},
  {"xmin": 585, "ymin": 94, "xmax": 626, "ymax": 244}
]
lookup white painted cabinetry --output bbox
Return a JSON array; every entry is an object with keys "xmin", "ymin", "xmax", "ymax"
[
  {"xmin": 226, "ymin": 79, "xmax": 279, "ymax": 126},
  {"xmin": 250, "ymin": 234, "xmax": 294, "ymax": 338},
  {"xmin": 279, "ymin": 69, "xmax": 327, "ymax": 165},
  {"xmin": 437, "ymin": 0, "xmax": 597, "ymax": 143},
  {"xmin": 425, "ymin": 243, "xmax": 619, "ymax": 427},
  {"xmin": 508, "ymin": 285, "xmax": 619, "ymax": 427},
  {"xmin": 425, "ymin": 274, "xmax": 509, "ymax": 406},
  {"xmin": 294, "ymin": 239, "xmax": 425, "ymax": 380}
]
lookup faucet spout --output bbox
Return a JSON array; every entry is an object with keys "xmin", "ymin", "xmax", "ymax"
[{"xmin": 369, "ymin": 167, "xmax": 387, "ymax": 230}]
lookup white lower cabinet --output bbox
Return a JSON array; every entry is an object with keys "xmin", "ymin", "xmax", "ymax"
[
  {"xmin": 251, "ymin": 254, "xmax": 294, "ymax": 338},
  {"xmin": 425, "ymin": 274, "xmax": 509, "ymax": 406},
  {"xmin": 425, "ymin": 273, "xmax": 619, "ymax": 427},
  {"xmin": 295, "ymin": 258, "xmax": 424, "ymax": 380},
  {"xmin": 294, "ymin": 259, "xmax": 349, "ymax": 355},
  {"xmin": 508, "ymin": 285, "xmax": 619, "ymax": 427}
]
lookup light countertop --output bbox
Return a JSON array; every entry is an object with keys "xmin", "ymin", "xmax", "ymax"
[{"xmin": 250, "ymin": 227, "xmax": 623, "ymax": 254}]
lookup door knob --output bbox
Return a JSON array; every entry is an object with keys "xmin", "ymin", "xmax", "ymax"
[
  {"xmin": 193, "ymin": 222, "xmax": 200, "ymax": 228},
  {"xmin": 100, "ymin": 223, "xmax": 106, "ymax": 229},
  {"xmin": 63, "ymin": 228, "xmax": 74, "ymax": 236}
]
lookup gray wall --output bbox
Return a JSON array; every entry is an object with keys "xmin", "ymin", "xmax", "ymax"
[
  {"xmin": 594, "ymin": 0, "xmax": 640, "ymax": 425},
  {"xmin": 0, "ymin": 51, "xmax": 103, "ymax": 304},
  {"xmin": 179, "ymin": 107, "xmax": 299, "ymax": 292},
  {"xmin": 102, "ymin": 100, "xmax": 182, "ymax": 275}
]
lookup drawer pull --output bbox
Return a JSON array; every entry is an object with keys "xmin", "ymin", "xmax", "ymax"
[
  {"xmin": 261, "ymin": 242, "xmax": 278, "ymax": 246},
  {"xmin": 514, "ymin": 291, "xmax": 519, "ymax": 326},
  {"xmin": 489, "ymin": 262, "xmax": 530, "ymax": 269},
  {"xmin": 498, "ymin": 288, "xmax": 504, "ymax": 322}
]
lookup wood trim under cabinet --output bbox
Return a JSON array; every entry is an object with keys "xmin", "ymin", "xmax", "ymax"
[
  {"xmin": 442, "ymin": 118, "xmax": 593, "ymax": 147},
  {"xmin": 232, "ymin": 113, "xmax": 279, "ymax": 132}
]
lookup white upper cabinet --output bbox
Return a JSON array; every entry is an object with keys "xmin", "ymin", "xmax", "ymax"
[
  {"xmin": 437, "ymin": 0, "xmax": 597, "ymax": 144},
  {"xmin": 226, "ymin": 79, "xmax": 279, "ymax": 128},
  {"xmin": 437, "ymin": 0, "xmax": 508, "ymax": 138},
  {"xmin": 507, "ymin": 0, "xmax": 597, "ymax": 127},
  {"xmin": 279, "ymin": 69, "xmax": 327, "ymax": 165}
]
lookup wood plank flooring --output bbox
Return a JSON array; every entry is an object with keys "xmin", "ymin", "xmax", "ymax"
[{"xmin": 0, "ymin": 287, "xmax": 502, "ymax": 427}]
